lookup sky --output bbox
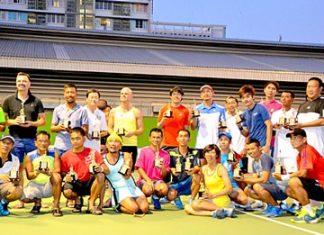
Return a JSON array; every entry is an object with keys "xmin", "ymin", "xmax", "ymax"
[{"xmin": 153, "ymin": 0, "xmax": 324, "ymax": 45}]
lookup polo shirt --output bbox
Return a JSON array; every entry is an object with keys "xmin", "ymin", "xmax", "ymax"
[
  {"xmin": 195, "ymin": 102, "xmax": 225, "ymax": 149},
  {"xmin": 243, "ymin": 103, "xmax": 270, "ymax": 147},
  {"xmin": 2, "ymin": 93, "xmax": 44, "ymax": 138}
]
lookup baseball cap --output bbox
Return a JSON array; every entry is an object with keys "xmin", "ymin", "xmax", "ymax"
[
  {"xmin": 286, "ymin": 128, "xmax": 307, "ymax": 138},
  {"xmin": 106, "ymin": 132, "xmax": 123, "ymax": 144},
  {"xmin": 200, "ymin": 84, "xmax": 213, "ymax": 92},
  {"xmin": 0, "ymin": 135, "xmax": 15, "ymax": 144},
  {"xmin": 218, "ymin": 132, "xmax": 232, "ymax": 140}
]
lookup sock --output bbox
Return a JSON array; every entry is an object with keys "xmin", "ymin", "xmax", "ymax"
[{"xmin": 303, "ymin": 204, "xmax": 313, "ymax": 216}]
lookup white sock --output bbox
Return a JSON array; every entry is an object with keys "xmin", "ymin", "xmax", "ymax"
[{"xmin": 303, "ymin": 204, "xmax": 313, "ymax": 215}]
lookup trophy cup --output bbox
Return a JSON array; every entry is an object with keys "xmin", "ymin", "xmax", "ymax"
[
  {"xmin": 233, "ymin": 164, "xmax": 241, "ymax": 178},
  {"xmin": 164, "ymin": 109, "xmax": 173, "ymax": 118},
  {"xmin": 38, "ymin": 160, "xmax": 49, "ymax": 172},
  {"xmin": 228, "ymin": 151, "xmax": 235, "ymax": 162},
  {"xmin": 117, "ymin": 128, "xmax": 126, "ymax": 136},
  {"xmin": 68, "ymin": 165, "xmax": 78, "ymax": 183},
  {"xmin": 91, "ymin": 120, "xmax": 100, "ymax": 140},
  {"xmin": 279, "ymin": 116, "xmax": 286, "ymax": 126},
  {"xmin": 184, "ymin": 158, "xmax": 191, "ymax": 171},
  {"xmin": 175, "ymin": 158, "xmax": 182, "ymax": 173},
  {"xmin": 19, "ymin": 103, "xmax": 26, "ymax": 124},
  {"xmin": 118, "ymin": 158, "xmax": 130, "ymax": 176},
  {"xmin": 191, "ymin": 100, "xmax": 200, "ymax": 118}
]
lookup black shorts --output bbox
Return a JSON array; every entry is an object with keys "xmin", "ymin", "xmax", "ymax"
[
  {"xmin": 299, "ymin": 177, "xmax": 324, "ymax": 201},
  {"xmin": 122, "ymin": 146, "xmax": 138, "ymax": 171},
  {"xmin": 63, "ymin": 176, "xmax": 95, "ymax": 196}
]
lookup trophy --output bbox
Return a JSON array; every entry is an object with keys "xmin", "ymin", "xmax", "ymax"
[
  {"xmin": 184, "ymin": 158, "xmax": 191, "ymax": 171},
  {"xmin": 275, "ymin": 156, "xmax": 287, "ymax": 175},
  {"xmin": 91, "ymin": 120, "xmax": 100, "ymax": 140},
  {"xmin": 279, "ymin": 116, "xmax": 286, "ymax": 126},
  {"xmin": 228, "ymin": 151, "xmax": 235, "ymax": 162},
  {"xmin": 235, "ymin": 109, "xmax": 245, "ymax": 124},
  {"xmin": 68, "ymin": 165, "xmax": 77, "ymax": 183},
  {"xmin": 117, "ymin": 128, "xmax": 126, "ymax": 136},
  {"xmin": 88, "ymin": 150, "xmax": 99, "ymax": 174},
  {"xmin": 164, "ymin": 109, "xmax": 173, "ymax": 118},
  {"xmin": 9, "ymin": 169, "xmax": 19, "ymax": 182},
  {"xmin": 118, "ymin": 158, "xmax": 130, "ymax": 176},
  {"xmin": 191, "ymin": 100, "xmax": 200, "ymax": 118},
  {"xmin": 38, "ymin": 160, "xmax": 49, "ymax": 172},
  {"xmin": 19, "ymin": 103, "xmax": 26, "ymax": 124},
  {"xmin": 288, "ymin": 117, "xmax": 297, "ymax": 126},
  {"xmin": 233, "ymin": 164, "xmax": 241, "ymax": 178},
  {"xmin": 63, "ymin": 118, "xmax": 71, "ymax": 129},
  {"xmin": 154, "ymin": 152, "xmax": 163, "ymax": 168},
  {"xmin": 175, "ymin": 158, "xmax": 182, "ymax": 173},
  {"xmin": 218, "ymin": 117, "xmax": 227, "ymax": 129}
]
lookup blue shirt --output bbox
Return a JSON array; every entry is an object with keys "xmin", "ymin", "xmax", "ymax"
[
  {"xmin": 243, "ymin": 103, "xmax": 270, "ymax": 146},
  {"xmin": 195, "ymin": 102, "xmax": 225, "ymax": 149},
  {"xmin": 220, "ymin": 153, "xmax": 239, "ymax": 188},
  {"xmin": 252, "ymin": 153, "xmax": 275, "ymax": 184},
  {"xmin": 52, "ymin": 104, "xmax": 88, "ymax": 151}
]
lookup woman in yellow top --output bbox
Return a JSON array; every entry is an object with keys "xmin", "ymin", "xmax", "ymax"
[{"xmin": 185, "ymin": 144, "xmax": 236, "ymax": 219}]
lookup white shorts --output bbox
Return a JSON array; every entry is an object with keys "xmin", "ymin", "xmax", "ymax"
[{"xmin": 22, "ymin": 181, "xmax": 52, "ymax": 199}]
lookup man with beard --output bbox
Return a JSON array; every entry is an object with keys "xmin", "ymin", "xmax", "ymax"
[{"xmin": 51, "ymin": 83, "xmax": 89, "ymax": 157}]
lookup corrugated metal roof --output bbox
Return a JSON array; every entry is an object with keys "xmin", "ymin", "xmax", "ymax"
[{"xmin": 1, "ymin": 38, "xmax": 324, "ymax": 74}]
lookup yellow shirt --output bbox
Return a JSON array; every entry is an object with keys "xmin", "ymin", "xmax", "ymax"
[
  {"xmin": 202, "ymin": 164, "xmax": 231, "ymax": 208},
  {"xmin": 114, "ymin": 106, "xmax": 137, "ymax": 146}
]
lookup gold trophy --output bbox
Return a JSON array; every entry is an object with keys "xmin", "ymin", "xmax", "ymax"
[
  {"xmin": 218, "ymin": 116, "xmax": 227, "ymax": 129},
  {"xmin": 279, "ymin": 116, "xmax": 286, "ymax": 126},
  {"xmin": 191, "ymin": 100, "xmax": 200, "ymax": 118},
  {"xmin": 9, "ymin": 160, "xmax": 19, "ymax": 182},
  {"xmin": 118, "ymin": 158, "xmax": 130, "ymax": 176},
  {"xmin": 233, "ymin": 164, "xmax": 241, "ymax": 178},
  {"xmin": 184, "ymin": 158, "xmax": 191, "ymax": 171},
  {"xmin": 175, "ymin": 157, "xmax": 182, "ymax": 173},
  {"xmin": 288, "ymin": 117, "xmax": 297, "ymax": 126},
  {"xmin": 234, "ymin": 109, "xmax": 245, "ymax": 124}
]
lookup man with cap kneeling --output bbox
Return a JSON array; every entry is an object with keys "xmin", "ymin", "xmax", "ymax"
[
  {"xmin": 101, "ymin": 133, "xmax": 149, "ymax": 215},
  {"xmin": 274, "ymin": 128, "xmax": 324, "ymax": 223},
  {"xmin": 0, "ymin": 135, "xmax": 23, "ymax": 216}
]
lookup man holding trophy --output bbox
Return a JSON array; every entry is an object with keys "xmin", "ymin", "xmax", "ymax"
[
  {"xmin": 168, "ymin": 129, "xmax": 200, "ymax": 209},
  {"xmin": 135, "ymin": 128, "xmax": 177, "ymax": 210},
  {"xmin": 22, "ymin": 131, "xmax": 63, "ymax": 216},
  {"xmin": 61, "ymin": 127, "xmax": 108, "ymax": 215},
  {"xmin": 102, "ymin": 133, "xmax": 149, "ymax": 215},
  {"xmin": 108, "ymin": 87, "xmax": 144, "ymax": 171},
  {"xmin": 0, "ymin": 135, "xmax": 23, "ymax": 216}
]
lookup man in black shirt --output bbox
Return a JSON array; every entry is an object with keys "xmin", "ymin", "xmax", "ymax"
[
  {"xmin": 295, "ymin": 77, "xmax": 324, "ymax": 156},
  {"xmin": 2, "ymin": 72, "xmax": 46, "ymax": 163},
  {"xmin": 168, "ymin": 129, "xmax": 200, "ymax": 209}
]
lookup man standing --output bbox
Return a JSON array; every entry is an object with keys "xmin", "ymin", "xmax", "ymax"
[
  {"xmin": 51, "ymin": 83, "xmax": 88, "ymax": 156},
  {"xmin": 157, "ymin": 86, "xmax": 190, "ymax": 150},
  {"xmin": 84, "ymin": 89, "xmax": 108, "ymax": 153},
  {"xmin": 2, "ymin": 72, "xmax": 46, "ymax": 163},
  {"xmin": 0, "ymin": 135, "xmax": 23, "ymax": 216},
  {"xmin": 271, "ymin": 91, "xmax": 298, "ymax": 169},
  {"xmin": 261, "ymin": 81, "xmax": 282, "ymax": 116},
  {"xmin": 135, "ymin": 128, "xmax": 177, "ymax": 210},
  {"xmin": 168, "ymin": 129, "xmax": 200, "ymax": 209},
  {"xmin": 108, "ymin": 87, "xmax": 143, "ymax": 170},
  {"xmin": 61, "ymin": 127, "xmax": 108, "ymax": 215},
  {"xmin": 295, "ymin": 77, "xmax": 324, "ymax": 156},
  {"xmin": 191, "ymin": 84, "xmax": 225, "ymax": 159},
  {"xmin": 274, "ymin": 128, "xmax": 324, "ymax": 223},
  {"xmin": 22, "ymin": 131, "xmax": 62, "ymax": 216},
  {"xmin": 238, "ymin": 85, "xmax": 272, "ymax": 155}
]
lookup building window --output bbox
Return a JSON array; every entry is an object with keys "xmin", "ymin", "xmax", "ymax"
[
  {"xmin": 135, "ymin": 19, "xmax": 146, "ymax": 29},
  {"xmin": 95, "ymin": 1, "xmax": 112, "ymax": 10},
  {"xmin": 47, "ymin": 13, "xmax": 64, "ymax": 24},
  {"xmin": 0, "ymin": 10, "xmax": 7, "ymax": 20},
  {"xmin": 134, "ymin": 3, "xmax": 147, "ymax": 13}
]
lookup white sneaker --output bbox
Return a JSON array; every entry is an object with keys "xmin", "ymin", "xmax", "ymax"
[{"xmin": 250, "ymin": 200, "xmax": 265, "ymax": 210}]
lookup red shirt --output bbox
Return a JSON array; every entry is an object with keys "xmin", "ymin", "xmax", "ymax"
[
  {"xmin": 297, "ymin": 144, "xmax": 324, "ymax": 189},
  {"xmin": 61, "ymin": 147, "xmax": 103, "ymax": 182},
  {"xmin": 158, "ymin": 104, "xmax": 190, "ymax": 147}
]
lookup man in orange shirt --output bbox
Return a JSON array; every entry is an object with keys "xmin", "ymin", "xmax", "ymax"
[{"xmin": 157, "ymin": 86, "xmax": 190, "ymax": 150}]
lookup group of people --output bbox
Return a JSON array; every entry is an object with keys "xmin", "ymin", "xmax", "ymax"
[{"xmin": 0, "ymin": 72, "xmax": 323, "ymax": 224}]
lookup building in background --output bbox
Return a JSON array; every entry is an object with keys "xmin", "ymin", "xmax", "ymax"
[{"xmin": 0, "ymin": 0, "xmax": 226, "ymax": 38}]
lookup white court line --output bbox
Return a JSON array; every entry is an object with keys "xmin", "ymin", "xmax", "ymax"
[{"xmin": 238, "ymin": 210, "xmax": 323, "ymax": 235}]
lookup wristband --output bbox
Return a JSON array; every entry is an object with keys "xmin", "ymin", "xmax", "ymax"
[{"xmin": 281, "ymin": 174, "xmax": 290, "ymax": 181}]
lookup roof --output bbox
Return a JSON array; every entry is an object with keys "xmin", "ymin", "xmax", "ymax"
[{"xmin": 0, "ymin": 24, "xmax": 324, "ymax": 82}]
